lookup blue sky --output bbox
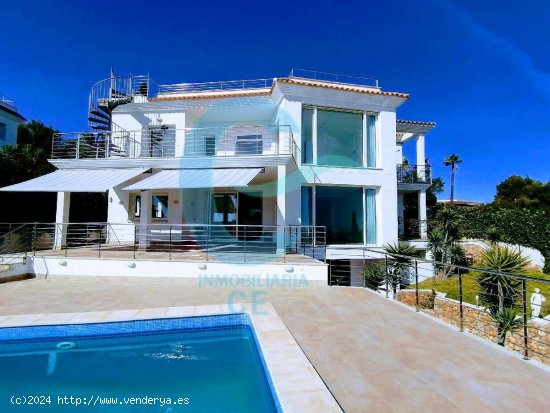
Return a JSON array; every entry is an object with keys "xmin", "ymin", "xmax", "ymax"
[{"xmin": 1, "ymin": 0, "xmax": 549, "ymax": 202}]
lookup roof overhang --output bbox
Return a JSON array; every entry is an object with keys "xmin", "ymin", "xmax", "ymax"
[
  {"xmin": 0, "ymin": 168, "xmax": 147, "ymax": 192},
  {"xmin": 396, "ymin": 120, "xmax": 436, "ymax": 135}
]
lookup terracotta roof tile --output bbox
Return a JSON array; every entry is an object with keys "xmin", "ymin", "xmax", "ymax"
[{"xmin": 276, "ymin": 78, "xmax": 409, "ymax": 99}]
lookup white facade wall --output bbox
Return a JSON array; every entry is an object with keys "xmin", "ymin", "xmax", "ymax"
[{"xmin": 91, "ymin": 81, "xmax": 419, "ymax": 263}]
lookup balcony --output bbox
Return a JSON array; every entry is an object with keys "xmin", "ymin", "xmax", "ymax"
[
  {"xmin": 51, "ymin": 125, "xmax": 297, "ymax": 160},
  {"xmin": 396, "ymin": 164, "xmax": 431, "ymax": 184}
]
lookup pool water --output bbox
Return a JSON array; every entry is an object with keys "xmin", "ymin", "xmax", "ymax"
[{"xmin": 0, "ymin": 315, "xmax": 280, "ymax": 412}]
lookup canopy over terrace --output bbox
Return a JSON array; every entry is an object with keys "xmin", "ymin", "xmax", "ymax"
[
  {"xmin": 0, "ymin": 168, "xmax": 148, "ymax": 192},
  {"xmin": 123, "ymin": 168, "xmax": 263, "ymax": 190}
]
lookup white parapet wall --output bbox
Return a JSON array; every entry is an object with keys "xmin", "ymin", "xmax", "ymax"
[
  {"xmin": 26, "ymin": 256, "xmax": 329, "ymax": 286},
  {"xmin": 461, "ymin": 239, "xmax": 545, "ymax": 271}
]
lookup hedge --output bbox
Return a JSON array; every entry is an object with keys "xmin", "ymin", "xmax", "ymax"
[{"xmin": 433, "ymin": 205, "xmax": 550, "ymax": 273}]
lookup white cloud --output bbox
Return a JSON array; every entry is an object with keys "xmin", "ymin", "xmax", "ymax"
[{"xmin": 437, "ymin": 0, "xmax": 550, "ymax": 99}]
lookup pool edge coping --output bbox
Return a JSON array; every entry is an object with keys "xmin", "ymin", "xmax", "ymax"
[{"xmin": 0, "ymin": 304, "xmax": 342, "ymax": 413}]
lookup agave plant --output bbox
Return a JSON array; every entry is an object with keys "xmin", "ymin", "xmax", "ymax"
[
  {"xmin": 494, "ymin": 307, "xmax": 523, "ymax": 346},
  {"xmin": 478, "ymin": 246, "xmax": 528, "ymax": 346}
]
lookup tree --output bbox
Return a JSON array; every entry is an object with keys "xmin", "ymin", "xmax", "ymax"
[
  {"xmin": 426, "ymin": 177, "xmax": 444, "ymax": 209},
  {"xmin": 0, "ymin": 121, "xmax": 108, "ymax": 223},
  {"xmin": 478, "ymin": 246, "xmax": 528, "ymax": 346},
  {"xmin": 443, "ymin": 154, "xmax": 463, "ymax": 202},
  {"xmin": 427, "ymin": 206, "xmax": 465, "ymax": 276},
  {"xmin": 16, "ymin": 121, "xmax": 55, "ymax": 154},
  {"xmin": 493, "ymin": 175, "xmax": 550, "ymax": 210}
]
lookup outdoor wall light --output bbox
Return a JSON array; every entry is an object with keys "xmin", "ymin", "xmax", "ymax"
[
  {"xmin": 58, "ymin": 260, "xmax": 67, "ymax": 266},
  {"xmin": 284, "ymin": 266, "xmax": 294, "ymax": 273},
  {"xmin": 128, "ymin": 262, "xmax": 136, "ymax": 268},
  {"xmin": 198, "ymin": 264, "xmax": 207, "ymax": 270}
]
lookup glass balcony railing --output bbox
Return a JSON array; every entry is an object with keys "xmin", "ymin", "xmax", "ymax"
[{"xmin": 51, "ymin": 125, "xmax": 297, "ymax": 160}]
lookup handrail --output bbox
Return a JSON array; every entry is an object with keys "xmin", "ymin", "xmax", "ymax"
[
  {"xmin": 158, "ymin": 78, "xmax": 274, "ymax": 95},
  {"xmin": 0, "ymin": 223, "xmax": 28, "ymax": 265},
  {"xmin": 0, "ymin": 95, "xmax": 17, "ymax": 111},
  {"xmin": 396, "ymin": 164, "xmax": 431, "ymax": 184},
  {"xmin": 289, "ymin": 68, "xmax": 379, "ymax": 88},
  {"xmin": 0, "ymin": 223, "xmax": 327, "ymax": 264}
]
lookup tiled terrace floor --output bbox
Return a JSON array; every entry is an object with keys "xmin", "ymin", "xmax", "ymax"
[{"xmin": 0, "ymin": 277, "xmax": 549, "ymax": 412}]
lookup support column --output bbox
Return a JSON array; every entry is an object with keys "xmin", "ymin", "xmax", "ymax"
[
  {"xmin": 418, "ymin": 189, "xmax": 427, "ymax": 238},
  {"xmin": 276, "ymin": 165, "xmax": 286, "ymax": 254},
  {"xmin": 139, "ymin": 191, "xmax": 152, "ymax": 249},
  {"xmin": 53, "ymin": 192, "xmax": 70, "ymax": 250},
  {"xmin": 416, "ymin": 134, "xmax": 426, "ymax": 180},
  {"xmin": 397, "ymin": 192, "xmax": 405, "ymax": 237}
]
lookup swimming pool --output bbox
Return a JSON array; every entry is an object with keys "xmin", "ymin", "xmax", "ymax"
[{"xmin": 0, "ymin": 314, "xmax": 281, "ymax": 412}]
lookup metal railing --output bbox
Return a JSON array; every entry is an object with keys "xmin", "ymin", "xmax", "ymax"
[
  {"xmin": 158, "ymin": 78, "xmax": 274, "ymax": 95},
  {"xmin": 289, "ymin": 69, "xmax": 379, "ymax": 88},
  {"xmin": 397, "ymin": 164, "xmax": 432, "ymax": 184},
  {"xmin": 329, "ymin": 247, "xmax": 550, "ymax": 365},
  {"xmin": 0, "ymin": 224, "xmax": 29, "ymax": 265},
  {"xmin": 0, "ymin": 223, "xmax": 326, "ymax": 263},
  {"xmin": 0, "ymin": 95, "xmax": 17, "ymax": 111},
  {"xmin": 51, "ymin": 125, "xmax": 297, "ymax": 160},
  {"xmin": 398, "ymin": 218, "xmax": 428, "ymax": 240}
]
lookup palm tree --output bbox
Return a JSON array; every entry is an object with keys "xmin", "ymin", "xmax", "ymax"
[{"xmin": 443, "ymin": 154, "xmax": 463, "ymax": 202}]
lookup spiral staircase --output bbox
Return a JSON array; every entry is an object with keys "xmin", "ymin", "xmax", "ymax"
[{"xmin": 87, "ymin": 72, "xmax": 151, "ymax": 157}]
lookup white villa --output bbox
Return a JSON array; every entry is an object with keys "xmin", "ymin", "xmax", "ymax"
[{"xmin": 0, "ymin": 70, "xmax": 434, "ymax": 285}]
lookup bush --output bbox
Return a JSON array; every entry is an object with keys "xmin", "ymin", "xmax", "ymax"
[
  {"xmin": 363, "ymin": 262, "xmax": 386, "ymax": 291},
  {"xmin": 432, "ymin": 205, "xmax": 550, "ymax": 273}
]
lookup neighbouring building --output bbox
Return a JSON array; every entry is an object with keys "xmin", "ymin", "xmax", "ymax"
[
  {"xmin": 0, "ymin": 70, "xmax": 435, "ymax": 285},
  {"xmin": 0, "ymin": 95, "xmax": 26, "ymax": 147}
]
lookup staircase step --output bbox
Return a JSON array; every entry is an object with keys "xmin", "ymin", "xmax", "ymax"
[
  {"xmin": 90, "ymin": 110, "xmax": 111, "ymax": 120},
  {"xmin": 88, "ymin": 117, "xmax": 110, "ymax": 126}
]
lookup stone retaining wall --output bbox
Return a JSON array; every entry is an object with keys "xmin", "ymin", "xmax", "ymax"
[{"xmin": 396, "ymin": 289, "xmax": 550, "ymax": 364}]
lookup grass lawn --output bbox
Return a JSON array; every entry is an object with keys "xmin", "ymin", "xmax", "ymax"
[{"xmin": 415, "ymin": 270, "xmax": 550, "ymax": 318}]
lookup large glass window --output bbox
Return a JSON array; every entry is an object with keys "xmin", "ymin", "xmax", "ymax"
[
  {"xmin": 316, "ymin": 186, "xmax": 363, "ymax": 244},
  {"xmin": 301, "ymin": 108, "xmax": 313, "ymax": 164},
  {"xmin": 317, "ymin": 109, "xmax": 363, "ymax": 167}
]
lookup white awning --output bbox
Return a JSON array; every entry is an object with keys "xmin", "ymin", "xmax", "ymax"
[
  {"xmin": 124, "ymin": 168, "xmax": 263, "ymax": 190},
  {"xmin": 0, "ymin": 168, "xmax": 147, "ymax": 192}
]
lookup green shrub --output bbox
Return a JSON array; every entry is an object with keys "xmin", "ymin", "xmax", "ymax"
[{"xmin": 363, "ymin": 262, "xmax": 386, "ymax": 290}]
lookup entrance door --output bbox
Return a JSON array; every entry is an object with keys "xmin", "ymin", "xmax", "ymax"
[{"xmin": 238, "ymin": 192, "xmax": 263, "ymax": 240}]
